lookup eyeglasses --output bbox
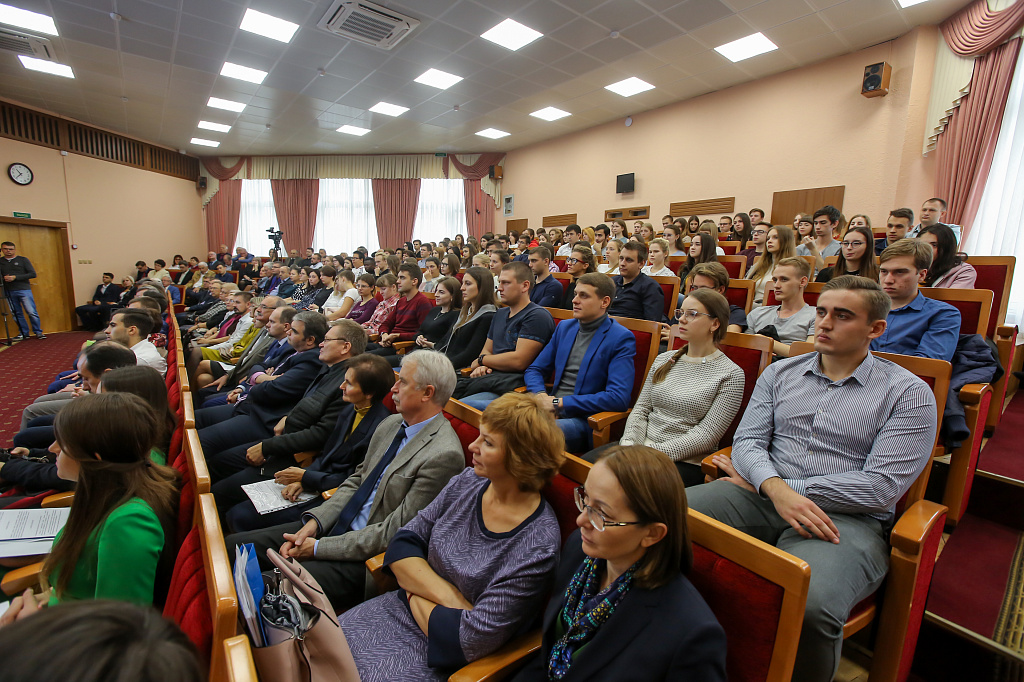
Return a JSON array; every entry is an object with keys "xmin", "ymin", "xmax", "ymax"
[
  {"xmin": 565, "ymin": 257, "xmax": 579, "ymax": 264},
  {"xmin": 841, "ymin": 241, "xmax": 866, "ymax": 248},
  {"xmin": 676, "ymin": 309, "xmax": 715, "ymax": 322},
  {"xmin": 751, "ymin": 229, "xmax": 767, "ymax": 236},
  {"xmin": 574, "ymin": 487, "xmax": 642, "ymax": 531}
]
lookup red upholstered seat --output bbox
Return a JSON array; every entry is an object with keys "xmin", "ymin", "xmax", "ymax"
[
  {"xmin": 454, "ymin": 272, "xmax": 464, "ymax": 282},
  {"xmin": 719, "ymin": 346, "xmax": 764, "ymax": 447},
  {"xmin": 383, "ymin": 391, "xmax": 397, "ymax": 414},
  {"xmin": 765, "ymin": 286, "xmax": 822, "ymax": 307},
  {"xmin": 652, "ymin": 278, "xmax": 677, "ymax": 321},
  {"xmin": 967, "ymin": 257, "xmax": 1013, "ymax": 336},
  {"xmin": 163, "ymin": 527, "xmax": 212, "ymax": 669},
  {"xmin": 719, "ymin": 241, "xmax": 740, "ymax": 255},
  {"xmin": 553, "ymin": 256, "xmax": 567, "ymax": 272},
  {"xmin": 949, "ymin": 299, "xmax": 983, "ymax": 335},
  {"xmin": 542, "ymin": 473, "xmax": 580, "ymax": 544},
  {"xmin": 725, "ymin": 286, "xmax": 749, "ymax": 309},
  {"xmin": 691, "ymin": 544, "xmax": 785, "ymax": 682},
  {"xmin": 721, "ymin": 259, "xmax": 742, "ymax": 278},
  {"xmin": 442, "ymin": 411, "xmax": 480, "ymax": 467},
  {"xmin": 627, "ymin": 328, "xmax": 654, "ymax": 402}
]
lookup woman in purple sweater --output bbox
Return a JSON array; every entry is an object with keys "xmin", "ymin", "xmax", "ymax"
[
  {"xmin": 337, "ymin": 393, "xmax": 566, "ymax": 680},
  {"xmin": 344, "ymin": 272, "xmax": 379, "ymax": 325}
]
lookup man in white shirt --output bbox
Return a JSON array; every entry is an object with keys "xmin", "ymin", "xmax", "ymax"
[
  {"xmin": 107, "ymin": 308, "xmax": 167, "ymax": 374},
  {"xmin": 350, "ymin": 251, "xmax": 367, "ymax": 277},
  {"xmin": 796, "ymin": 205, "xmax": 842, "ymax": 272},
  {"xmin": 908, "ymin": 197, "xmax": 962, "ymax": 244},
  {"xmin": 556, "ymin": 225, "xmax": 583, "ymax": 257}
]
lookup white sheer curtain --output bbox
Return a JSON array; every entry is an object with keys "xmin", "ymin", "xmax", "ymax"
[
  {"xmin": 413, "ymin": 179, "xmax": 467, "ymax": 245},
  {"xmin": 965, "ymin": 45, "xmax": 1024, "ymax": 325},
  {"xmin": 313, "ymin": 179, "xmax": 380, "ymax": 255},
  {"xmin": 236, "ymin": 179, "xmax": 278, "ymax": 253}
]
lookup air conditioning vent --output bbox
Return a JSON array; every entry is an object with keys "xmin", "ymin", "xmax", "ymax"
[
  {"xmin": 0, "ymin": 28, "xmax": 56, "ymax": 60},
  {"xmin": 317, "ymin": 1, "xmax": 419, "ymax": 50}
]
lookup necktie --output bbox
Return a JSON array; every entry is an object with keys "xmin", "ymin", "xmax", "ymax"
[{"xmin": 329, "ymin": 424, "xmax": 407, "ymax": 536}]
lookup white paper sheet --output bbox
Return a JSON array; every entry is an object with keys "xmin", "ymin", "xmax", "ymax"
[
  {"xmin": 242, "ymin": 480, "xmax": 316, "ymax": 515},
  {"xmin": 0, "ymin": 508, "xmax": 70, "ymax": 558}
]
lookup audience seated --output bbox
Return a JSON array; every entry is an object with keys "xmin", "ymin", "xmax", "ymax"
[
  {"xmin": 363, "ymin": 274, "xmax": 399, "ymax": 335},
  {"xmin": 687, "ymin": 276, "xmax": 937, "ymax": 682},
  {"xmin": 529, "ymin": 246, "xmax": 563, "ymax": 307},
  {"xmin": 191, "ymin": 291, "xmax": 255, "ymax": 367},
  {"xmin": 747, "ymin": 225, "xmax": 797, "ymax": 307},
  {"xmin": 663, "ymin": 263, "xmax": 747, "ymax": 344},
  {"xmin": 874, "ymin": 240, "xmax": 961, "ymax": 362},
  {"xmin": 75, "ymin": 272, "xmax": 123, "ymax": 332},
  {"xmin": 373, "ymin": 278, "xmax": 459, "ymax": 367},
  {"xmin": 345, "ymin": 273, "xmax": 381, "ymax": 326},
  {"xmin": 563, "ymin": 245, "xmax": 598, "ymax": 306},
  {"xmin": 513, "ymin": 445, "xmax": 727, "ymax": 681},
  {"xmin": 178, "ymin": 277, "xmax": 219, "ymax": 321},
  {"xmin": 910, "ymin": 197, "xmax": 963, "ymax": 244},
  {"xmin": 338, "ymin": 392, "xmax": 565, "ymax": 677},
  {"xmin": 195, "ymin": 311, "xmax": 327, "ymax": 481},
  {"xmin": 642, "ymin": 238, "xmax": 675, "ymax": 277},
  {"xmin": 435, "ymin": 267, "xmax": 498, "ymax": 369},
  {"xmin": 225, "ymin": 350, "xmax": 465, "ymax": 612},
  {"xmin": 745, "ymin": 257, "xmax": 817, "ymax": 358},
  {"xmin": 796, "ymin": 205, "xmax": 842, "ymax": 271},
  {"xmin": 919, "ymin": 223, "xmax": 977, "ymax": 288},
  {"xmin": 815, "ymin": 225, "xmax": 880, "ymax": 283},
  {"xmin": 874, "ymin": 208, "xmax": 914, "ymax": 255},
  {"xmin": 105, "ymin": 309, "xmax": 166, "ymax": 374},
  {"xmin": 609, "ymin": 241, "xmax": 664, "ymax": 322},
  {"xmin": 677, "ymin": 233, "xmax": 718, "ymax": 282},
  {"xmin": 458, "ymin": 262, "xmax": 556, "ymax": 405},
  {"xmin": 193, "ymin": 296, "xmax": 279, "ymax": 389},
  {"xmin": 588, "ymin": 289, "xmax": 743, "ymax": 487},
  {"xmin": 738, "ymin": 222, "xmax": 767, "ymax": 270},
  {"xmin": 366, "ymin": 264, "xmax": 432, "ymax": 353}
]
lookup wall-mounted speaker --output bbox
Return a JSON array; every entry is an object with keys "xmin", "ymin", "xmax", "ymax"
[
  {"xmin": 861, "ymin": 62, "xmax": 892, "ymax": 98},
  {"xmin": 488, "ymin": 165, "xmax": 503, "ymax": 180},
  {"xmin": 197, "ymin": 176, "xmax": 207, "ymax": 190}
]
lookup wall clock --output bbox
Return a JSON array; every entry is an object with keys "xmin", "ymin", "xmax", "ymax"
[{"xmin": 8, "ymin": 163, "xmax": 33, "ymax": 185}]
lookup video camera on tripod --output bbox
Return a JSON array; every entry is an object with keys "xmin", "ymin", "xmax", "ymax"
[{"xmin": 267, "ymin": 227, "xmax": 284, "ymax": 253}]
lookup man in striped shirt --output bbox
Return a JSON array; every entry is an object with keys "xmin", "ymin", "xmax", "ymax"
[{"xmin": 686, "ymin": 275, "xmax": 937, "ymax": 682}]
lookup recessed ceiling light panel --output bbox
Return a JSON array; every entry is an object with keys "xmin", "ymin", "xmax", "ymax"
[
  {"xmin": 369, "ymin": 102, "xmax": 409, "ymax": 116},
  {"xmin": 897, "ymin": 0, "xmax": 929, "ymax": 7},
  {"xmin": 220, "ymin": 62, "xmax": 268, "ymax": 84},
  {"xmin": 605, "ymin": 77, "xmax": 654, "ymax": 97},
  {"xmin": 18, "ymin": 55, "xmax": 73, "ymax": 78},
  {"xmin": 198, "ymin": 121, "xmax": 232, "ymax": 133},
  {"xmin": 414, "ymin": 68, "xmax": 463, "ymax": 90},
  {"xmin": 530, "ymin": 106, "xmax": 570, "ymax": 121},
  {"xmin": 0, "ymin": 3, "xmax": 58, "ymax": 36},
  {"xmin": 207, "ymin": 97, "xmax": 246, "ymax": 112},
  {"xmin": 714, "ymin": 32, "xmax": 778, "ymax": 62},
  {"xmin": 337, "ymin": 124, "xmax": 371, "ymax": 136},
  {"xmin": 190, "ymin": 138, "xmax": 221, "ymax": 147},
  {"xmin": 476, "ymin": 128, "xmax": 510, "ymax": 139},
  {"xmin": 481, "ymin": 18, "xmax": 542, "ymax": 51},
  {"xmin": 240, "ymin": 8, "xmax": 299, "ymax": 43}
]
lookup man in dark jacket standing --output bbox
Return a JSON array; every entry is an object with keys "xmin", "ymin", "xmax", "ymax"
[{"xmin": 0, "ymin": 241, "xmax": 44, "ymax": 340}]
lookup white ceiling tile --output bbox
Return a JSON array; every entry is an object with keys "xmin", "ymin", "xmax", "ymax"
[
  {"xmin": 819, "ymin": 0, "xmax": 900, "ymax": 28},
  {"xmin": 58, "ymin": 23, "xmax": 118, "ymax": 50},
  {"xmin": 510, "ymin": 2, "xmax": 578, "ymax": 34},
  {"xmin": 582, "ymin": 36, "xmax": 646, "ymax": 63},
  {"xmin": 120, "ymin": 37, "xmax": 174, "ymax": 63},
  {"xmin": 549, "ymin": 17, "xmax": 609, "ymax": 50},
  {"xmin": 52, "ymin": 1, "xmax": 117, "ymax": 32},
  {"xmin": 835, "ymin": 12, "xmax": 909, "ymax": 48},
  {"xmin": 647, "ymin": 34, "xmax": 708, "ymax": 61},
  {"xmin": 664, "ymin": 0, "xmax": 735, "ymax": 31},
  {"xmin": 742, "ymin": 0, "xmax": 815, "ymax": 30},
  {"xmin": 687, "ymin": 14, "xmax": 760, "ymax": 48},
  {"xmin": 619, "ymin": 15, "xmax": 686, "ymax": 47},
  {"xmin": 587, "ymin": 1, "xmax": 656, "ymax": 31},
  {"xmin": 764, "ymin": 13, "xmax": 835, "ymax": 44},
  {"xmin": 781, "ymin": 32, "xmax": 849, "ymax": 61},
  {"xmin": 436, "ymin": 1, "xmax": 504, "ymax": 35},
  {"xmin": 550, "ymin": 51, "xmax": 603, "ymax": 77},
  {"xmin": 414, "ymin": 21, "xmax": 477, "ymax": 51}
]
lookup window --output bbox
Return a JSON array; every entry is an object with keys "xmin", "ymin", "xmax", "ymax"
[
  {"xmin": 413, "ymin": 179, "xmax": 467, "ymax": 245},
  {"xmin": 313, "ymin": 179, "xmax": 379, "ymax": 255},
  {"xmin": 236, "ymin": 179, "xmax": 278, "ymax": 255}
]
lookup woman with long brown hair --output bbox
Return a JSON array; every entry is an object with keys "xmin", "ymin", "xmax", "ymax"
[
  {"xmin": 436, "ymin": 267, "xmax": 498, "ymax": 369},
  {"xmin": 678, "ymin": 233, "xmax": 719, "ymax": 282},
  {"xmin": 815, "ymin": 225, "xmax": 880, "ymax": 283},
  {"xmin": 746, "ymin": 225, "xmax": 797, "ymax": 306}
]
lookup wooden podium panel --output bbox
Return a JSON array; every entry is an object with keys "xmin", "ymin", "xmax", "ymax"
[{"xmin": 0, "ymin": 217, "xmax": 75, "ymax": 336}]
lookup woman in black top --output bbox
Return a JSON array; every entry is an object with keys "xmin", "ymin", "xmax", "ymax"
[
  {"xmin": 561, "ymin": 245, "xmax": 597, "ymax": 309},
  {"xmin": 378, "ymin": 277, "xmax": 462, "ymax": 367},
  {"xmin": 437, "ymin": 267, "xmax": 498, "ymax": 369}
]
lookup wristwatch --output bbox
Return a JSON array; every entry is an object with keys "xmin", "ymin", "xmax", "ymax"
[
  {"xmin": 552, "ymin": 397, "xmax": 560, "ymax": 412},
  {"xmin": 477, "ymin": 354, "xmax": 486, "ymax": 367}
]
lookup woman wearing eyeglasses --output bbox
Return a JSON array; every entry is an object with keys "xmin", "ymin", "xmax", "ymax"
[
  {"xmin": 815, "ymin": 225, "xmax": 880, "ymax": 283},
  {"xmin": 511, "ymin": 445, "xmax": 727, "ymax": 681},
  {"xmin": 562, "ymin": 245, "xmax": 598, "ymax": 309}
]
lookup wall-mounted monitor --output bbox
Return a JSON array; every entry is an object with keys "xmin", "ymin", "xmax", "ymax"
[{"xmin": 616, "ymin": 173, "xmax": 634, "ymax": 194}]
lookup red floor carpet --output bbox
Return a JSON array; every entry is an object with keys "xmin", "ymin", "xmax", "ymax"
[
  {"xmin": 0, "ymin": 332, "xmax": 92, "ymax": 447},
  {"xmin": 978, "ymin": 391, "xmax": 1024, "ymax": 481}
]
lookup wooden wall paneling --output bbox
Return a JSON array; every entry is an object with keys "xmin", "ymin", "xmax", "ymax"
[
  {"xmin": 0, "ymin": 217, "xmax": 75, "ymax": 335},
  {"xmin": 542, "ymin": 214, "xmax": 578, "ymax": 228},
  {"xmin": 505, "ymin": 218, "xmax": 528, "ymax": 234},
  {"xmin": 669, "ymin": 198, "xmax": 735, "ymax": 217},
  {"xmin": 604, "ymin": 206, "xmax": 650, "ymax": 222},
  {"xmin": 770, "ymin": 186, "xmax": 845, "ymax": 226}
]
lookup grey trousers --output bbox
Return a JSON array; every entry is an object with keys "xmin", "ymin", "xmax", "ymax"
[
  {"xmin": 686, "ymin": 480, "xmax": 890, "ymax": 682},
  {"xmin": 20, "ymin": 394, "xmax": 74, "ymax": 430}
]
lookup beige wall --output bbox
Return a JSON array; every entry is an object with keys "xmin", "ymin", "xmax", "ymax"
[
  {"xmin": 0, "ymin": 136, "xmax": 204, "ymax": 302},
  {"xmin": 498, "ymin": 26, "xmax": 939, "ymax": 232}
]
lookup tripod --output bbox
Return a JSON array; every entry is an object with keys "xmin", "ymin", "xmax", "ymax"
[{"xmin": 0, "ymin": 279, "xmax": 16, "ymax": 347}]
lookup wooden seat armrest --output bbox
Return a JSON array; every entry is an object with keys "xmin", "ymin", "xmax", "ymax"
[
  {"xmin": 393, "ymin": 341, "xmax": 414, "ymax": 355},
  {"xmin": 700, "ymin": 448, "xmax": 733, "ymax": 479},
  {"xmin": 182, "ymin": 393, "xmax": 195, "ymax": 429},
  {"xmin": 322, "ymin": 487, "xmax": 337, "ymax": 500},
  {"xmin": 41, "ymin": 491, "xmax": 75, "ymax": 508},
  {"xmin": 294, "ymin": 451, "xmax": 317, "ymax": 467},
  {"xmin": 228, "ymin": 357, "xmax": 240, "ymax": 365},
  {"xmin": 365, "ymin": 552, "xmax": 398, "ymax": 594},
  {"xmin": 957, "ymin": 383, "xmax": 988, "ymax": 405},
  {"xmin": 996, "ymin": 324, "xmax": 1016, "ymax": 340},
  {"xmin": 368, "ymin": 334, "xmax": 380, "ymax": 343},
  {"xmin": 513, "ymin": 386, "xmax": 528, "ymax": 393},
  {"xmin": 889, "ymin": 500, "xmax": 947, "ymax": 556},
  {"xmin": 448, "ymin": 631, "xmax": 543, "ymax": 682},
  {"xmin": 1, "ymin": 561, "xmax": 45, "ymax": 596},
  {"xmin": 587, "ymin": 410, "xmax": 630, "ymax": 431},
  {"xmin": 461, "ymin": 367, "xmax": 474, "ymax": 376}
]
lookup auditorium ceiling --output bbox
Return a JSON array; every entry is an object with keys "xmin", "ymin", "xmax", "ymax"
[{"xmin": 0, "ymin": 0, "xmax": 971, "ymax": 156}]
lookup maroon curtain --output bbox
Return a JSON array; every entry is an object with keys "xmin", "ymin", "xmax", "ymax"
[
  {"xmin": 463, "ymin": 180, "xmax": 494, "ymax": 240},
  {"xmin": 271, "ymin": 179, "xmax": 319, "ymax": 254},
  {"xmin": 936, "ymin": 38, "xmax": 1021, "ymax": 241},
  {"xmin": 204, "ymin": 179, "xmax": 242, "ymax": 252},
  {"xmin": 201, "ymin": 157, "xmax": 249, "ymax": 181},
  {"xmin": 443, "ymin": 152, "xmax": 505, "ymax": 180},
  {"xmin": 372, "ymin": 179, "xmax": 420, "ymax": 249},
  {"xmin": 943, "ymin": 0, "xmax": 1024, "ymax": 56}
]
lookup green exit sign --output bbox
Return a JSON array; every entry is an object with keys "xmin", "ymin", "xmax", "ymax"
[
  {"xmin": 12, "ymin": 212, "xmax": 30, "ymax": 218},
  {"xmin": 434, "ymin": 152, "xmax": 447, "ymax": 157}
]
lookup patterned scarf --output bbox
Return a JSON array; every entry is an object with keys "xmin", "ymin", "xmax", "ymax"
[{"xmin": 547, "ymin": 557, "xmax": 639, "ymax": 680}]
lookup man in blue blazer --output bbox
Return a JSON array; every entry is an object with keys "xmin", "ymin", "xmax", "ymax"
[
  {"xmin": 525, "ymin": 272, "xmax": 636, "ymax": 452},
  {"xmin": 196, "ymin": 311, "xmax": 328, "ymax": 480}
]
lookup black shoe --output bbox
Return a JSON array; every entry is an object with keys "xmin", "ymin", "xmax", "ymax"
[
  {"xmin": 36, "ymin": 333, "xmax": 46, "ymax": 339},
  {"xmin": 10, "ymin": 335, "xmax": 23, "ymax": 341}
]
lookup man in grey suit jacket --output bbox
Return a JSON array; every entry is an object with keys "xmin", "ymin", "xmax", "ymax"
[{"xmin": 226, "ymin": 350, "xmax": 464, "ymax": 611}]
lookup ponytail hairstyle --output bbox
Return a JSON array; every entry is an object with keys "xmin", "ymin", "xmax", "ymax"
[{"xmin": 651, "ymin": 289, "xmax": 729, "ymax": 384}]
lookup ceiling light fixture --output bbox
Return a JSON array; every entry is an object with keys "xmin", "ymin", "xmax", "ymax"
[
  {"xmin": 481, "ymin": 18, "xmax": 542, "ymax": 51},
  {"xmin": 369, "ymin": 102, "xmax": 409, "ymax": 116},
  {"xmin": 18, "ymin": 55, "xmax": 73, "ymax": 78},
  {"xmin": 476, "ymin": 128, "xmax": 510, "ymax": 139},
  {"xmin": 337, "ymin": 125, "xmax": 371, "ymax": 136},
  {"xmin": 896, "ymin": 0, "xmax": 929, "ymax": 6},
  {"xmin": 414, "ymin": 68, "xmax": 463, "ymax": 90},
  {"xmin": 605, "ymin": 77, "xmax": 653, "ymax": 97},
  {"xmin": 714, "ymin": 32, "xmax": 778, "ymax": 62},
  {"xmin": 190, "ymin": 138, "xmax": 221, "ymax": 147},
  {"xmin": 198, "ymin": 121, "xmax": 232, "ymax": 133},
  {"xmin": 240, "ymin": 8, "xmax": 299, "ymax": 43},
  {"xmin": 220, "ymin": 62, "xmax": 268, "ymax": 84},
  {"xmin": 207, "ymin": 96, "xmax": 246, "ymax": 112},
  {"xmin": 0, "ymin": 3, "xmax": 58, "ymax": 36},
  {"xmin": 530, "ymin": 106, "xmax": 570, "ymax": 121}
]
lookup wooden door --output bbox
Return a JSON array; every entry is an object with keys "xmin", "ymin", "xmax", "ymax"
[
  {"xmin": 0, "ymin": 217, "xmax": 74, "ymax": 335},
  {"xmin": 770, "ymin": 186, "xmax": 845, "ymax": 226}
]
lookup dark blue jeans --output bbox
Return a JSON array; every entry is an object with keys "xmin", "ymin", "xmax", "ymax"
[{"xmin": 7, "ymin": 289, "xmax": 42, "ymax": 336}]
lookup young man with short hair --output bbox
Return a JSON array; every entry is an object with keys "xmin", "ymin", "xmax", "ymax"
[
  {"xmin": 687, "ymin": 275, "xmax": 936, "ymax": 682},
  {"xmin": 745, "ymin": 257, "xmax": 816, "ymax": 357},
  {"xmin": 556, "ymin": 225, "xmax": 582, "ymax": 257},
  {"xmin": 107, "ymin": 308, "xmax": 165, "ymax": 374},
  {"xmin": 417, "ymin": 244, "xmax": 431, "ymax": 268},
  {"xmin": 875, "ymin": 208, "xmax": 914, "ymax": 255},
  {"xmin": 796, "ymin": 205, "xmax": 841, "ymax": 271},
  {"xmin": 528, "ymin": 246, "xmax": 563, "ymax": 308},
  {"xmin": 512, "ymin": 234, "xmax": 531, "ymax": 263},
  {"xmin": 609, "ymin": 241, "xmax": 664, "ymax": 322},
  {"xmin": 662, "ymin": 215, "xmax": 674, "ymax": 228},
  {"xmin": 738, "ymin": 223, "xmax": 769, "ymax": 272},
  {"xmin": 593, "ymin": 224, "xmax": 610, "ymax": 257},
  {"xmin": 525, "ymin": 272, "xmax": 636, "ymax": 452},
  {"xmin": 748, "ymin": 208, "xmax": 765, "ymax": 224},
  {"xmin": 1, "ymin": 241, "xmax": 44, "ymax": 341},
  {"xmin": 376, "ymin": 263, "xmax": 433, "ymax": 348},
  {"xmin": 76, "ymin": 272, "xmax": 123, "ymax": 331},
  {"xmin": 719, "ymin": 215, "xmax": 733, "ymax": 233},
  {"xmin": 419, "ymin": 257, "xmax": 443, "ymax": 293},
  {"xmin": 874, "ymin": 239, "xmax": 960, "ymax": 362},
  {"xmin": 909, "ymin": 197, "xmax": 962, "ymax": 243}
]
